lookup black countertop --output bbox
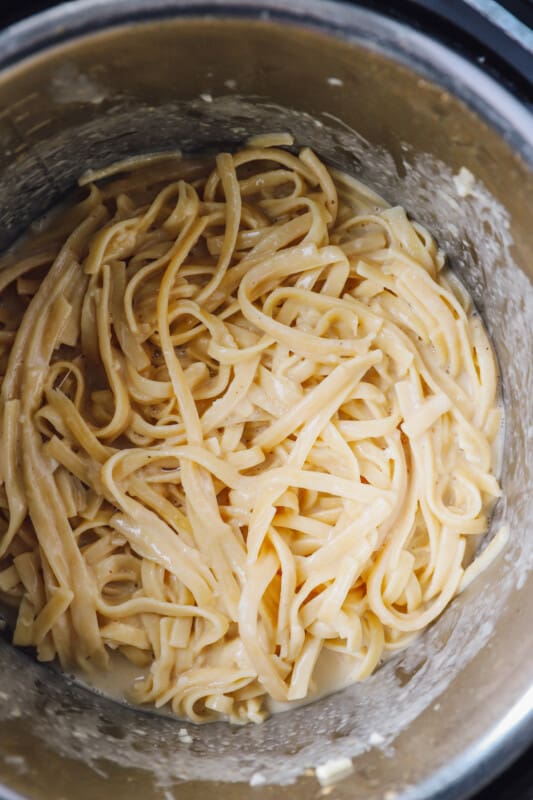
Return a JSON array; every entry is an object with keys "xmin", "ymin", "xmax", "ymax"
[{"xmin": 0, "ymin": 1, "xmax": 531, "ymax": 798}]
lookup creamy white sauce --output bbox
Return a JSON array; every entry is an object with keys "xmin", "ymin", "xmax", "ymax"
[{"xmin": 68, "ymin": 637, "xmax": 395, "ymax": 722}]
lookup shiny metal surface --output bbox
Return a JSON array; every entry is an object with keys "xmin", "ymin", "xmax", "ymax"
[{"xmin": 0, "ymin": 3, "xmax": 531, "ymax": 800}]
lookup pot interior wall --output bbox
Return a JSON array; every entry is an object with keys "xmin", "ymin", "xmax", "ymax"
[{"xmin": 0, "ymin": 11, "xmax": 531, "ymax": 800}]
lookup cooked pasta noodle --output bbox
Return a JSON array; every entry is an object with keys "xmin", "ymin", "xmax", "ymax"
[{"xmin": 0, "ymin": 136, "xmax": 502, "ymax": 724}]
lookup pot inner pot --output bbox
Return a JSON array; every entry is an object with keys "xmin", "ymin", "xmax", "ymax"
[{"xmin": 0, "ymin": 9, "xmax": 531, "ymax": 800}]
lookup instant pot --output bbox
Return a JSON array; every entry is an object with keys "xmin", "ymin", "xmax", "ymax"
[{"xmin": 0, "ymin": 2, "xmax": 531, "ymax": 799}]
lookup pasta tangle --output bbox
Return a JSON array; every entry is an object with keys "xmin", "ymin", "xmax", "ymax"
[{"xmin": 0, "ymin": 136, "xmax": 502, "ymax": 723}]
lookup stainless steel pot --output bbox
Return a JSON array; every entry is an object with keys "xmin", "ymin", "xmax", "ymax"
[{"xmin": 0, "ymin": 3, "xmax": 531, "ymax": 799}]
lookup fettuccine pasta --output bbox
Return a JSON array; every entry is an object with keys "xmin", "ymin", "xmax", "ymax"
[{"xmin": 0, "ymin": 136, "xmax": 502, "ymax": 723}]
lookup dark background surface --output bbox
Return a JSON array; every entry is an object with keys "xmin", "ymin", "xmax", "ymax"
[{"xmin": 0, "ymin": 0, "xmax": 531, "ymax": 798}]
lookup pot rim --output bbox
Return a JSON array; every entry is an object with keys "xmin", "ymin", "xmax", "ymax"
[{"xmin": 0, "ymin": 0, "xmax": 532, "ymax": 161}]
